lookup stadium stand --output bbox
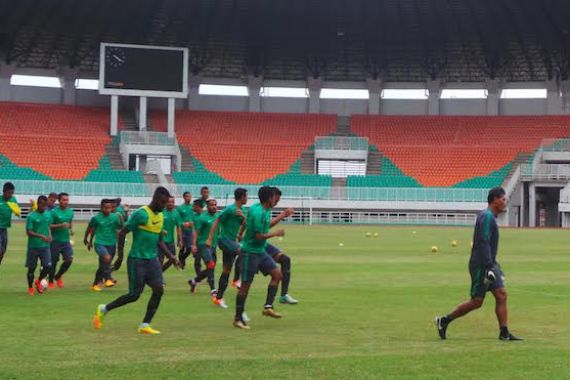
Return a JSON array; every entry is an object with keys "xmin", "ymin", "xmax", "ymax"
[
  {"xmin": 152, "ymin": 110, "xmax": 337, "ymax": 184},
  {"xmin": 0, "ymin": 102, "xmax": 119, "ymax": 180},
  {"xmin": 351, "ymin": 116, "xmax": 570, "ymax": 187}
]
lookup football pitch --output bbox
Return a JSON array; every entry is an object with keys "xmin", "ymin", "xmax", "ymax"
[{"xmin": 1, "ymin": 223, "xmax": 569, "ymax": 379}]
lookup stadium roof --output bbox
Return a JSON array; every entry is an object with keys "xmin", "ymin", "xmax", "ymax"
[{"xmin": 1, "ymin": 0, "xmax": 570, "ymax": 82}]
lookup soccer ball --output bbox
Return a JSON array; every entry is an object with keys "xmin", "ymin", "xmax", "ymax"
[
  {"xmin": 338, "ymin": 243, "xmax": 344, "ymax": 247},
  {"xmin": 431, "ymin": 246, "xmax": 438, "ymax": 253},
  {"xmin": 70, "ymin": 240, "xmax": 75, "ymax": 246},
  {"xmin": 278, "ymin": 237, "xmax": 283, "ymax": 241},
  {"xmin": 451, "ymin": 240, "xmax": 458, "ymax": 247},
  {"xmin": 366, "ymin": 232, "xmax": 372, "ymax": 237},
  {"xmin": 40, "ymin": 278, "xmax": 49, "ymax": 290},
  {"xmin": 373, "ymin": 232, "xmax": 379, "ymax": 237}
]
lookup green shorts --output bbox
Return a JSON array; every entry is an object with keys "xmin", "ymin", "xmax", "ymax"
[{"xmin": 470, "ymin": 265, "xmax": 504, "ymax": 299}]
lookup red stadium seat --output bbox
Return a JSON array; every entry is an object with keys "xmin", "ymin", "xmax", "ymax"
[
  {"xmin": 352, "ymin": 115, "xmax": 570, "ymax": 187},
  {"xmin": 0, "ymin": 102, "xmax": 119, "ymax": 180}
]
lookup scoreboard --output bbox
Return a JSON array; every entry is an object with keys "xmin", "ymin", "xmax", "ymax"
[{"xmin": 99, "ymin": 43, "xmax": 188, "ymax": 98}]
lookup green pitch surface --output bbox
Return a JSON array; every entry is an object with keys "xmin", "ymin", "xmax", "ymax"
[{"xmin": 1, "ymin": 223, "xmax": 569, "ymax": 379}]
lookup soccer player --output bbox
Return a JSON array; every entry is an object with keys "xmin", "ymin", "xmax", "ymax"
[
  {"xmin": 161, "ymin": 196, "xmax": 182, "ymax": 272},
  {"xmin": 198, "ymin": 186, "xmax": 209, "ymax": 207},
  {"xmin": 48, "ymin": 192, "xmax": 74, "ymax": 288},
  {"xmin": 266, "ymin": 187, "xmax": 298, "ymax": 304},
  {"xmin": 0, "ymin": 182, "xmax": 21, "ymax": 268},
  {"xmin": 188, "ymin": 199, "xmax": 220, "ymax": 298},
  {"xmin": 207, "ymin": 188, "xmax": 247, "ymax": 308},
  {"xmin": 177, "ymin": 192, "xmax": 194, "ymax": 269},
  {"xmin": 25, "ymin": 195, "xmax": 52, "ymax": 295},
  {"xmin": 84, "ymin": 199, "xmax": 122, "ymax": 291},
  {"xmin": 114, "ymin": 198, "xmax": 129, "ymax": 221},
  {"xmin": 29, "ymin": 191, "xmax": 57, "ymax": 212},
  {"xmin": 233, "ymin": 186, "xmax": 284, "ymax": 330},
  {"xmin": 92, "ymin": 187, "xmax": 179, "ymax": 335},
  {"xmin": 435, "ymin": 187, "xmax": 522, "ymax": 341}
]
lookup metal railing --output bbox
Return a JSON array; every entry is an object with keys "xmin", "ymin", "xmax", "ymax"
[
  {"xmin": 315, "ymin": 136, "xmax": 369, "ymax": 151},
  {"xmin": 541, "ymin": 138, "xmax": 570, "ymax": 153},
  {"xmin": 0, "ymin": 179, "xmax": 493, "ymax": 202},
  {"xmin": 120, "ymin": 131, "xmax": 176, "ymax": 146},
  {"xmin": 520, "ymin": 164, "xmax": 570, "ymax": 181}
]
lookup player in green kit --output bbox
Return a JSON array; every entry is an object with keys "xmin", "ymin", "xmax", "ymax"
[
  {"xmin": 25, "ymin": 195, "xmax": 52, "ymax": 296},
  {"xmin": 0, "ymin": 182, "xmax": 21, "ymax": 270},
  {"xmin": 92, "ymin": 187, "xmax": 179, "ymax": 335},
  {"xmin": 177, "ymin": 192, "xmax": 194, "ymax": 269},
  {"xmin": 233, "ymin": 186, "xmax": 284, "ymax": 330},
  {"xmin": 161, "ymin": 196, "xmax": 182, "ymax": 272},
  {"xmin": 84, "ymin": 199, "xmax": 122, "ymax": 291},
  {"xmin": 114, "ymin": 198, "xmax": 129, "ymax": 221},
  {"xmin": 48, "ymin": 192, "xmax": 74, "ymax": 289},
  {"xmin": 207, "ymin": 188, "xmax": 247, "ymax": 309},
  {"xmin": 188, "ymin": 199, "xmax": 220, "ymax": 299}
]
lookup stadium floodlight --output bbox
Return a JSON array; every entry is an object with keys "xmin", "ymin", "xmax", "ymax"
[
  {"xmin": 75, "ymin": 79, "xmax": 99, "ymax": 90},
  {"xmin": 381, "ymin": 89, "xmax": 428, "ymax": 99},
  {"xmin": 199, "ymin": 84, "xmax": 248, "ymax": 96},
  {"xmin": 320, "ymin": 88, "xmax": 369, "ymax": 99},
  {"xmin": 10, "ymin": 75, "xmax": 62, "ymax": 88},
  {"xmin": 260, "ymin": 86, "xmax": 308, "ymax": 98},
  {"xmin": 500, "ymin": 89, "xmax": 547, "ymax": 99},
  {"xmin": 440, "ymin": 89, "xmax": 487, "ymax": 99}
]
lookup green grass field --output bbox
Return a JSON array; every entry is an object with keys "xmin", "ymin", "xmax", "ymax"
[{"xmin": 1, "ymin": 223, "xmax": 569, "ymax": 379}]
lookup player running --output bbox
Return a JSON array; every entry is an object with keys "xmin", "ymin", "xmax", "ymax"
[
  {"xmin": 266, "ymin": 187, "xmax": 298, "ymax": 304},
  {"xmin": 48, "ymin": 192, "xmax": 74, "ymax": 288},
  {"xmin": 160, "ymin": 196, "xmax": 182, "ymax": 272},
  {"xmin": 435, "ymin": 187, "xmax": 522, "ymax": 341},
  {"xmin": 177, "ymin": 192, "xmax": 194, "ymax": 269},
  {"xmin": 188, "ymin": 199, "xmax": 220, "ymax": 299},
  {"xmin": 25, "ymin": 195, "xmax": 52, "ymax": 296},
  {"xmin": 0, "ymin": 182, "xmax": 21, "ymax": 269},
  {"xmin": 92, "ymin": 187, "xmax": 179, "ymax": 335},
  {"xmin": 84, "ymin": 199, "xmax": 122, "ymax": 291},
  {"xmin": 233, "ymin": 186, "xmax": 284, "ymax": 330},
  {"xmin": 207, "ymin": 188, "xmax": 247, "ymax": 309}
]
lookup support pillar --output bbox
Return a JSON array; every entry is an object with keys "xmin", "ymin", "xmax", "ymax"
[
  {"xmin": 366, "ymin": 78, "xmax": 382, "ymax": 115},
  {"xmin": 187, "ymin": 74, "xmax": 201, "ymax": 110},
  {"xmin": 0, "ymin": 64, "xmax": 16, "ymax": 101},
  {"xmin": 110, "ymin": 95, "xmax": 119, "ymax": 136},
  {"xmin": 426, "ymin": 79, "xmax": 442, "ymax": 115},
  {"xmin": 307, "ymin": 77, "xmax": 322, "ymax": 114},
  {"xmin": 58, "ymin": 67, "xmax": 79, "ymax": 105},
  {"xmin": 485, "ymin": 79, "xmax": 502, "ymax": 115},
  {"xmin": 167, "ymin": 98, "xmax": 175, "ymax": 138},
  {"xmin": 247, "ymin": 75, "xmax": 263, "ymax": 112},
  {"xmin": 546, "ymin": 79, "xmax": 562, "ymax": 115},
  {"xmin": 139, "ymin": 96, "xmax": 147, "ymax": 131}
]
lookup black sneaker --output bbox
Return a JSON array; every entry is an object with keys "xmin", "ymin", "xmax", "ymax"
[
  {"xmin": 178, "ymin": 254, "xmax": 186, "ymax": 270},
  {"xmin": 435, "ymin": 316, "xmax": 448, "ymax": 340},
  {"xmin": 499, "ymin": 333, "xmax": 523, "ymax": 341},
  {"xmin": 188, "ymin": 279, "xmax": 197, "ymax": 293}
]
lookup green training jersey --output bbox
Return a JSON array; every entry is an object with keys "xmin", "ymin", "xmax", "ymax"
[
  {"xmin": 89, "ymin": 212, "xmax": 121, "ymax": 246},
  {"xmin": 177, "ymin": 203, "xmax": 194, "ymax": 231},
  {"xmin": 218, "ymin": 203, "xmax": 245, "ymax": 241},
  {"xmin": 115, "ymin": 204, "xmax": 127, "ymax": 220},
  {"xmin": 0, "ymin": 196, "xmax": 20, "ymax": 229},
  {"xmin": 195, "ymin": 211, "xmax": 220, "ymax": 246},
  {"xmin": 50, "ymin": 207, "xmax": 74, "ymax": 243},
  {"xmin": 126, "ymin": 206, "xmax": 163, "ymax": 260},
  {"xmin": 26, "ymin": 210, "xmax": 52, "ymax": 249},
  {"xmin": 162, "ymin": 208, "xmax": 181, "ymax": 244},
  {"xmin": 241, "ymin": 202, "xmax": 271, "ymax": 255}
]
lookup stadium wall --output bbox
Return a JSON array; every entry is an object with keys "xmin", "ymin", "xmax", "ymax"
[{"xmin": 0, "ymin": 68, "xmax": 562, "ymax": 116}]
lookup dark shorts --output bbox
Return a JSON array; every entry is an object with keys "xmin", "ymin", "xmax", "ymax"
[
  {"xmin": 127, "ymin": 257, "xmax": 164, "ymax": 296},
  {"xmin": 198, "ymin": 244, "xmax": 216, "ymax": 264},
  {"xmin": 0, "ymin": 228, "xmax": 7, "ymax": 254},
  {"xmin": 26, "ymin": 247, "xmax": 52, "ymax": 269},
  {"xmin": 182, "ymin": 229, "xmax": 193, "ymax": 249},
  {"xmin": 218, "ymin": 238, "xmax": 240, "ymax": 267},
  {"xmin": 50, "ymin": 241, "xmax": 73, "ymax": 261},
  {"xmin": 470, "ymin": 264, "xmax": 505, "ymax": 299},
  {"xmin": 265, "ymin": 243, "xmax": 282, "ymax": 258},
  {"xmin": 95, "ymin": 244, "xmax": 116, "ymax": 258},
  {"xmin": 240, "ymin": 252, "xmax": 277, "ymax": 283},
  {"xmin": 159, "ymin": 243, "xmax": 176, "ymax": 262}
]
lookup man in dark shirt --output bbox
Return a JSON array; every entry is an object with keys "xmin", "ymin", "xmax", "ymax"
[{"xmin": 435, "ymin": 187, "xmax": 522, "ymax": 341}]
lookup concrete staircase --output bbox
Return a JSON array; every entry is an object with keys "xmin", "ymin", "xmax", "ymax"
[
  {"xmin": 334, "ymin": 115, "xmax": 351, "ymax": 136},
  {"xmin": 104, "ymin": 145, "xmax": 127, "ymax": 170},
  {"xmin": 178, "ymin": 145, "xmax": 195, "ymax": 172},
  {"xmin": 502, "ymin": 152, "xmax": 533, "ymax": 187},
  {"xmin": 366, "ymin": 150, "xmax": 382, "ymax": 175},
  {"xmin": 300, "ymin": 149, "xmax": 315, "ymax": 174}
]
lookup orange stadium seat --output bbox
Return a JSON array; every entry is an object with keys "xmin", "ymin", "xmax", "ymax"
[
  {"xmin": 152, "ymin": 111, "xmax": 337, "ymax": 183},
  {"xmin": 352, "ymin": 115, "xmax": 570, "ymax": 187},
  {"xmin": 0, "ymin": 102, "xmax": 118, "ymax": 180}
]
